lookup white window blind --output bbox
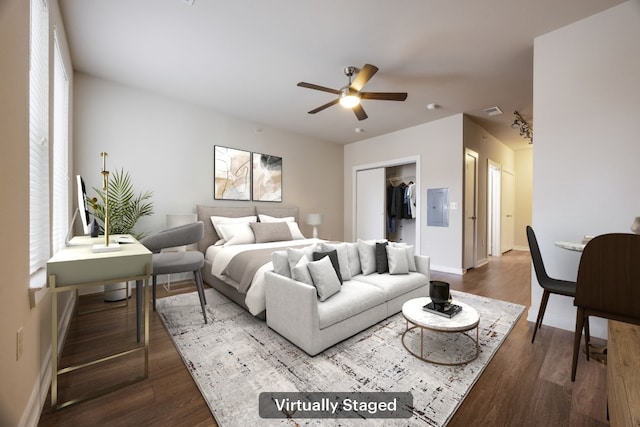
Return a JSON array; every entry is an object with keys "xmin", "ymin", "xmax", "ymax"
[
  {"xmin": 29, "ymin": 0, "xmax": 50, "ymax": 275},
  {"xmin": 52, "ymin": 31, "xmax": 69, "ymax": 255}
]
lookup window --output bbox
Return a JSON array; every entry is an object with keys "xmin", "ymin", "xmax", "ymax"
[
  {"xmin": 29, "ymin": 0, "xmax": 50, "ymax": 277},
  {"xmin": 52, "ymin": 32, "xmax": 70, "ymax": 255}
]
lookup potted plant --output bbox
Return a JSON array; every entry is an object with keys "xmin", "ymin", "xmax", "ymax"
[{"xmin": 90, "ymin": 168, "xmax": 154, "ymax": 300}]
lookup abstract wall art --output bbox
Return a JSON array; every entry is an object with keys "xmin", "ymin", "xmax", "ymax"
[{"xmin": 214, "ymin": 145, "xmax": 251, "ymax": 200}]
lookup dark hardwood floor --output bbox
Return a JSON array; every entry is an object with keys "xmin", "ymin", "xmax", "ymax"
[{"xmin": 38, "ymin": 250, "xmax": 607, "ymax": 427}]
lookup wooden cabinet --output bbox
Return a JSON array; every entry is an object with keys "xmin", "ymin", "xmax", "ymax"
[{"xmin": 608, "ymin": 320, "xmax": 640, "ymax": 426}]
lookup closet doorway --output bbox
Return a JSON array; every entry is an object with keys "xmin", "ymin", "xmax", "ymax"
[
  {"xmin": 353, "ymin": 156, "xmax": 421, "ymax": 254},
  {"xmin": 488, "ymin": 160, "xmax": 502, "ymax": 256}
]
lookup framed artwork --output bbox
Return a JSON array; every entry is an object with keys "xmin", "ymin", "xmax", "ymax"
[
  {"xmin": 214, "ymin": 146, "xmax": 251, "ymax": 200},
  {"xmin": 252, "ymin": 152, "xmax": 282, "ymax": 202}
]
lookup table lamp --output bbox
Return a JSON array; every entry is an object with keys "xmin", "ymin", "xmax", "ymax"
[
  {"xmin": 631, "ymin": 217, "xmax": 640, "ymax": 234},
  {"xmin": 306, "ymin": 213, "xmax": 323, "ymax": 239}
]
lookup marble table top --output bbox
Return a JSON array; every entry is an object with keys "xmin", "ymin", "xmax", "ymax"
[
  {"xmin": 402, "ymin": 297, "xmax": 479, "ymax": 332},
  {"xmin": 554, "ymin": 241, "xmax": 586, "ymax": 252}
]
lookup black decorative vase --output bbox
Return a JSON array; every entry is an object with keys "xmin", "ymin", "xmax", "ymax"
[{"xmin": 429, "ymin": 280, "xmax": 451, "ymax": 312}]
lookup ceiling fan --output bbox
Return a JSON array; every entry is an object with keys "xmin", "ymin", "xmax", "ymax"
[{"xmin": 297, "ymin": 64, "xmax": 408, "ymax": 121}]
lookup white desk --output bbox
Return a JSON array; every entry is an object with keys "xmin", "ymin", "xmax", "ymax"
[{"xmin": 47, "ymin": 235, "xmax": 152, "ymax": 410}]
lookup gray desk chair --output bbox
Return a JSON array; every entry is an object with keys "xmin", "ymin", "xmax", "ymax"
[
  {"xmin": 526, "ymin": 226, "xmax": 577, "ymax": 343},
  {"xmin": 136, "ymin": 221, "xmax": 208, "ymax": 341}
]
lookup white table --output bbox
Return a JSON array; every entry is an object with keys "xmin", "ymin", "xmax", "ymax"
[
  {"xmin": 401, "ymin": 297, "xmax": 480, "ymax": 365},
  {"xmin": 554, "ymin": 241, "xmax": 586, "ymax": 252},
  {"xmin": 47, "ymin": 235, "xmax": 152, "ymax": 410}
]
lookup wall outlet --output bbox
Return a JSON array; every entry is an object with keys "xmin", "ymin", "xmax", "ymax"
[{"xmin": 16, "ymin": 327, "xmax": 23, "ymax": 361}]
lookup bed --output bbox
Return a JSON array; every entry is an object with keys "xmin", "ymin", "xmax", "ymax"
[{"xmin": 196, "ymin": 205, "xmax": 321, "ymax": 318}]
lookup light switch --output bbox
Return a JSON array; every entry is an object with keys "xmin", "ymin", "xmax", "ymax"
[{"xmin": 450, "ymin": 202, "xmax": 458, "ymax": 210}]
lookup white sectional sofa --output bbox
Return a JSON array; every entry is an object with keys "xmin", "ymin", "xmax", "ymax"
[{"xmin": 264, "ymin": 240, "xmax": 430, "ymax": 356}]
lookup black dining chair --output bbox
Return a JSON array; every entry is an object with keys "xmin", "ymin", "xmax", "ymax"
[
  {"xmin": 571, "ymin": 233, "xmax": 640, "ymax": 381},
  {"xmin": 526, "ymin": 226, "xmax": 577, "ymax": 343}
]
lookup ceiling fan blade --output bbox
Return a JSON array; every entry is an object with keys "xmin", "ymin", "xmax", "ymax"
[
  {"xmin": 350, "ymin": 64, "xmax": 378, "ymax": 92},
  {"xmin": 297, "ymin": 82, "xmax": 341, "ymax": 95},
  {"xmin": 353, "ymin": 104, "xmax": 368, "ymax": 121},
  {"xmin": 361, "ymin": 92, "xmax": 408, "ymax": 101},
  {"xmin": 308, "ymin": 98, "xmax": 339, "ymax": 114}
]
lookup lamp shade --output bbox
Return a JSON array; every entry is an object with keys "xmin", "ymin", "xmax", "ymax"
[
  {"xmin": 631, "ymin": 217, "xmax": 640, "ymax": 234},
  {"xmin": 306, "ymin": 213, "xmax": 323, "ymax": 226}
]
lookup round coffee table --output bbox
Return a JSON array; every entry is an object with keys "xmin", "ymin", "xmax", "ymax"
[{"xmin": 401, "ymin": 297, "xmax": 480, "ymax": 365}]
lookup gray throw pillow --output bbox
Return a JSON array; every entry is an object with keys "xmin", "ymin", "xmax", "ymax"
[
  {"xmin": 307, "ymin": 256, "xmax": 341, "ymax": 301},
  {"xmin": 271, "ymin": 250, "xmax": 291, "ymax": 278},
  {"xmin": 375, "ymin": 241, "xmax": 389, "ymax": 274},
  {"xmin": 319, "ymin": 242, "xmax": 351, "ymax": 281},
  {"xmin": 345, "ymin": 242, "xmax": 362, "ymax": 276},
  {"xmin": 250, "ymin": 222, "xmax": 292, "ymax": 243}
]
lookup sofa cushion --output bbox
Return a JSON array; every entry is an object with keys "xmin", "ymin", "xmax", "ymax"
[
  {"xmin": 357, "ymin": 239, "xmax": 377, "ymax": 275},
  {"xmin": 352, "ymin": 272, "xmax": 427, "ymax": 300},
  {"xmin": 345, "ymin": 242, "xmax": 362, "ymax": 276},
  {"xmin": 312, "ymin": 249, "xmax": 343, "ymax": 284},
  {"xmin": 389, "ymin": 243, "xmax": 417, "ymax": 271},
  {"xmin": 317, "ymin": 280, "xmax": 386, "ymax": 329},
  {"xmin": 319, "ymin": 242, "xmax": 352, "ymax": 281},
  {"xmin": 307, "ymin": 256, "xmax": 341, "ymax": 301},
  {"xmin": 291, "ymin": 256, "xmax": 313, "ymax": 285},
  {"xmin": 271, "ymin": 250, "xmax": 291, "ymax": 278}
]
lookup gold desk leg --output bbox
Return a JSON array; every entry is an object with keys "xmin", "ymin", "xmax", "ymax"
[
  {"xmin": 144, "ymin": 263, "xmax": 150, "ymax": 378},
  {"xmin": 50, "ymin": 275, "xmax": 58, "ymax": 408}
]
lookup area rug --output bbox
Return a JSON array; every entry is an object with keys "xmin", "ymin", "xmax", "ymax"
[{"xmin": 156, "ymin": 288, "xmax": 524, "ymax": 427}]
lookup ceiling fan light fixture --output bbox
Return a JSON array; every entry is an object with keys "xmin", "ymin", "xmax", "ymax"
[{"xmin": 339, "ymin": 87, "xmax": 360, "ymax": 108}]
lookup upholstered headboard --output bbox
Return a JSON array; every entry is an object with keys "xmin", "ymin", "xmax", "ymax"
[{"xmin": 196, "ymin": 205, "xmax": 299, "ymax": 253}]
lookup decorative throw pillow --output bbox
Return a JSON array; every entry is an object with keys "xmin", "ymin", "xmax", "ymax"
[
  {"xmin": 210, "ymin": 215, "xmax": 257, "ymax": 245},
  {"xmin": 307, "ymin": 256, "xmax": 341, "ymax": 301},
  {"xmin": 319, "ymin": 242, "xmax": 351, "ymax": 281},
  {"xmin": 386, "ymin": 245, "xmax": 409, "ymax": 275},
  {"xmin": 345, "ymin": 242, "xmax": 362, "ymax": 276},
  {"xmin": 287, "ymin": 222, "xmax": 306, "ymax": 240},
  {"xmin": 217, "ymin": 222, "xmax": 256, "ymax": 246},
  {"xmin": 312, "ymin": 249, "xmax": 343, "ymax": 284},
  {"xmin": 258, "ymin": 214, "xmax": 295, "ymax": 223},
  {"xmin": 271, "ymin": 250, "xmax": 291, "ymax": 278},
  {"xmin": 375, "ymin": 241, "xmax": 389, "ymax": 273},
  {"xmin": 291, "ymin": 256, "xmax": 313, "ymax": 285},
  {"xmin": 390, "ymin": 242, "xmax": 417, "ymax": 271},
  {"xmin": 357, "ymin": 239, "xmax": 377, "ymax": 275},
  {"xmin": 250, "ymin": 222, "xmax": 292, "ymax": 243}
]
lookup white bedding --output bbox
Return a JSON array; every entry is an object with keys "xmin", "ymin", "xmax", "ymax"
[{"xmin": 206, "ymin": 238, "xmax": 322, "ymax": 315}]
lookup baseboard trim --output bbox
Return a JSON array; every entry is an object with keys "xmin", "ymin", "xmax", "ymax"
[
  {"xmin": 431, "ymin": 265, "xmax": 465, "ymax": 275},
  {"xmin": 20, "ymin": 292, "xmax": 76, "ymax": 427}
]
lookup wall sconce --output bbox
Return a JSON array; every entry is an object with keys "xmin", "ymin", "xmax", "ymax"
[
  {"xmin": 306, "ymin": 213, "xmax": 324, "ymax": 239},
  {"xmin": 512, "ymin": 111, "xmax": 533, "ymax": 144}
]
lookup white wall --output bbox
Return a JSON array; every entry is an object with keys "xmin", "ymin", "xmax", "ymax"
[
  {"xmin": 532, "ymin": 0, "xmax": 640, "ymax": 337},
  {"xmin": 344, "ymin": 114, "xmax": 465, "ymax": 273},
  {"xmin": 514, "ymin": 148, "xmax": 533, "ymax": 250},
  {"xmin": 73, "ymin": 74, "xmax": 344, "ymax": 240}
]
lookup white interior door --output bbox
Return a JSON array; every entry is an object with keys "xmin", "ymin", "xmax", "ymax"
[
  {"xmin": 488, "ymin": 161, "xmax": 502, "ymax": 256},
  {"xmin": 501, "ymin": 170, "xmax": 515, "ymax": 253},
  {"xmin": 464, "ymin": 150, "xmax": 478, "ymax": 269},
  {"xmin": 356, "ymin": 168, "xmax": 385, "ymax": 240}
]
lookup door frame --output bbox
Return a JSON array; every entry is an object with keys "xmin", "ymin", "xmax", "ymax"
[
  {"xmin": 463, "ymin": 149, "xmax": 478, "ymax": 270},
  {"xmin": 487, "ymin": 159, "xmax": 502, "ymax": 256},
  {"xmin": 352, "ymin": 155, "xmax": 421, "ymax": 254}
]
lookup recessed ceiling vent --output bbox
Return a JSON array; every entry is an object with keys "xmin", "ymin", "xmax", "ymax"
[{"xmin": 483, "ymin": 106, "xmax": 503, "ymax": 116}]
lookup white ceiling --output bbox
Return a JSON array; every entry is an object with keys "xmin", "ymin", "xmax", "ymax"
[{"xmin": 58, "ymin": 0, "xmax": 624, "ymax": 149}]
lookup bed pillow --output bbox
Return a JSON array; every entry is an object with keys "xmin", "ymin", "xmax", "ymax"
[
  {"xmin": 307, "ymin": 256, "xmax": 341, "ymax": 301},
  {"xmin": 217, "ymin": 222, "xmax": 255, "ymax": 246},
  {"xmin": 386, "ymin": 245, "xmax": 409, "ymax": 275},
  {"xmin": 389, "ymin": 242, "xmax": 417, "ymax": 271},
  {"xmin": 271, "ymin": 250, "xmax": 291, "ymax": 278},
  {"xmin": 319, "ymin": 242, "xmax": 351, "ymax": 281},
  {"xmin": 312, "ymin": 249, "xmax": 342, "ymax": 284},
  {"xmin": 357, "ymin": 239, "xmax": 377, "ymax": 275},
  {"xmin": 250, "ymin": 222, "xmax": 292, "ymax": 243},
  {"xmin": 291, "ymin": 256, "xmax": 313, "ymax": 286},
  {"xmin": 210, "ymin": 215, "xmax": 257, "ymax": 245},
  {"xmin": 345, "ymin": 242, "xmax": 362, "ymax": 276},
  {"xmin": 375, "ymin": 241, "xmax": 389, "ymax": 273},
  {"xmin": 287, "ymin": 222, "xmax": 306, "ymax": 240},
  {"xmin": 258, "ymin": 214, "xmax": 295, "ymax": 223}
]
